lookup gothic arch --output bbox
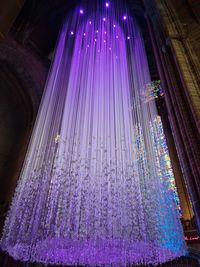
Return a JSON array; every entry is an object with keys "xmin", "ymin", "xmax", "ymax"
[{"xmin": 0, "ymin": 39, "xmax": 48, "ymax": 232}]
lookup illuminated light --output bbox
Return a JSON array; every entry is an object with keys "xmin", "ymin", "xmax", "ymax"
[
  {"xmin": 79, "ymin": 9, "xmax": 84, "ymax": 14},
  {"xmin": 105, "ymin": 31, "xmax": 107, "ymax": 34},
  {"xmin": 94, "ymin": 39, "xmax": 97, "ymax": 42},
  {"xmin": 142, "ymin": 80, "xmax": 165, "ymax": 103},
  {"xmin": 89, "ymin": 21, "xmax": 92, "ymax": 25},
  {"xmin": 1, "ymin": 1, "xmax": 186, "ymax": 265},
  {"xmin": 103, "ymin": 17, "xmax": 106, "ymax": 21},
  {"xmin": 70, "ymin": 31, "xmax": 74, "ymax": 35},
  {"xmin": 149, "ymin": 115, "xmax": 182, "ymax": 216},
  {"xmin": 104, "ymin": 40, "xmax": 106, "ymax": 43},
  {"xmin": 83, "ymin": 33, "xmax": 86, "ymax": 36},
  {"xmin": 116, "ymin": 35, "xmax": 119, "ymax": 39},
  {"xmin": 113, "ymin": 24, "xmax": 116, "ymax": 28},
  {"xmin": 105, "ymin": 2, "xmax": 109, "ymax": 7},
  {"xmin": 127, "ymin": 36, "xmax": 130, "ymax": 40},
  {"xmin": 54, "ymin": 134, "xmax": 61, "ymax": 143},
  {"xmin": 123, "ymin": 15, "xmax": 127, "ymax": 20},
  {"xmin": 96, "ymin": 30, "xmax": 99, "ymax": 33}
]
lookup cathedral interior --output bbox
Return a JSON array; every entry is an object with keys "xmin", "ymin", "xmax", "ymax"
[{"xmin": 0, "ymin": 0, "xmax": 200, "ymax": 266}]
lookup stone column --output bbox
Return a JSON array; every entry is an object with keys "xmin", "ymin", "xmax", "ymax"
[
  {"xmin": 156, "ymin": 0, "xmax": 200, "ymax": 130},
  {"xmin": 0, "ymin": 0, "xmax": 25, "ymax": 41},
  {"xmin": 144, "ymin": 1, "xmax": 200, "ymax": 232}
]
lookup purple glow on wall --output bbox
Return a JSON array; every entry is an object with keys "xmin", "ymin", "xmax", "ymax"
[{"xmin": 0, "ymin": 0, "xmax": 186, "ymax": 266}]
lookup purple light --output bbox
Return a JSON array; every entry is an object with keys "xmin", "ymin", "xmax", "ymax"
[
  {"xmin": 0, "ymin": 1, "xmax": 186, "ymax": 266},
  {"xmin": 105, "ymin": 2, "xmax": 109, "ymax": 7},
  {"xmin": 89, "ymin": 21, "xmax": 92, "ymax": 25}
]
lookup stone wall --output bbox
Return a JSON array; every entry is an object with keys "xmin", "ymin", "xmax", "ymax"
[
  {"xmin": 0, "ymin": 37, "xmax": 48, "ymax": 232},
  {"xmin": 143, "ymin": 0, "xmax": 200, "ymax": 232}
]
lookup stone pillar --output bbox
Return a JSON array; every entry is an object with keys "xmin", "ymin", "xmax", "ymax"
[
  {"xmin": 144, "ymin": 1, "xmax": 200, "ymax": 232},
  {"xmin": 0, "ymin": 0, "xmax": 25, "ymax": 41},
  {"xmin": 155, "ymin": 0, "xmax": 200, "ymax": 130}
]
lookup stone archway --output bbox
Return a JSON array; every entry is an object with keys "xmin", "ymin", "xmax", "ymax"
[
  {"xmin": 0, "ymin": 38, "xmax": 48, "ymax": 231},
  {"xmin": 0, "ymin": 63, "xmax": 33, "ymax": 205}
]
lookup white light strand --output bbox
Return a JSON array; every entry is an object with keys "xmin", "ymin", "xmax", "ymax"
[{"xmin": 0, "ymin": 1, "xmax": 186, "ymax": 266}]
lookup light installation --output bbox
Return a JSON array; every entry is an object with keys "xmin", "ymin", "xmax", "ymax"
[
  {"xmin": 150, "ymin": 115, "xmax": 182, "ymax": 216},
  {"xmin": 0, "ymin": 0, "xmax": 186, "ymax": 266},
  {"xmin": 143, "ymin": 80, "xmax": 165, "ymax": 103}
]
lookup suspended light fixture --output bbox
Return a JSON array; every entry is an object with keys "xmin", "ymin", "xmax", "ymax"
[{"xmin": 0, "ymin": 0, "xmax": 186, "ymax": 266}]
